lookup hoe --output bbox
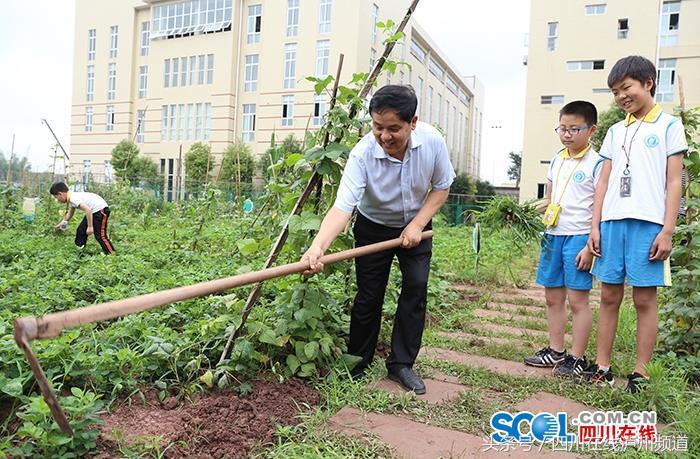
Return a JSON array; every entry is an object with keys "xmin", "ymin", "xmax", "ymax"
[{"xmin": 14, "ymin": 231, "xmax": 432, "ymax": 435}]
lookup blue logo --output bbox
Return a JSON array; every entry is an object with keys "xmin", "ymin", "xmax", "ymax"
[
  {"xmin": 645, "ymin": 134, "xmax": 660, "ymax": 148},
  {"xmin": 489, "ymin": 411, "xmax": 576, "ymax": 443},
  {"xmin": 573, "ymin": 171, "xmax": 586, "ymax": 183}
]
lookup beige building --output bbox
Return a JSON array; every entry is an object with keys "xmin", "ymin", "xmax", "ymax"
[
  {"xmin": 70, "ymin": 0, "xmax": 483, "ymax": 188},
  {"xmin": 521, "ymin": 0, "xmax": 700, "ymax": 201}
]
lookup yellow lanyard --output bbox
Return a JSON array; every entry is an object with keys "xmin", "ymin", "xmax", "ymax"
[{"xmin": 552, "ymin": 157, "xmax": 583, "ymax": 204}]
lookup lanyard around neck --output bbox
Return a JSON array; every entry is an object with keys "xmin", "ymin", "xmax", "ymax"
[{"xmin": 552, "ymin": 157, "xmax": 584, "ymax": 204}]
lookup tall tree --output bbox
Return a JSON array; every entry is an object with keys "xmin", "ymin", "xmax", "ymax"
[
  {"xmin": 590, "ymin": 103, "xmax": 626, "ymax": 151},
  {"xmin": 507, "ymin": 151, "xmax": 521, "ymax": 187}
]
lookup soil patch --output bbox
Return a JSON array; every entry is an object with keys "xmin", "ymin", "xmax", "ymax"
[{"xmin": 93, "ymin": 377, "xmax": 319, "ymax": 458}]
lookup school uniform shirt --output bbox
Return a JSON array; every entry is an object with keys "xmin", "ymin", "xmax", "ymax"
[
  {"xmin": 600, "ymin": 104, "xmax": 688, "ymax": 225},
  {"xmin": 334, "ymin": 121, "xmax": 456, "ymax": 228},
  {"xmin": 546, "ymin": 145, "xmax": 604, "ymax": 236},
  {"xmin": 67, "ymin": 191, "xmax": 108, "ymax": 213}
]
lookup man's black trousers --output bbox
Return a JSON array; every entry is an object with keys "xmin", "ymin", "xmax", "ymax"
[
  {"xmin": 75, "ymin": 207, "xmax": 115, "ymax": 255},
  {"xmin": 349, "ymin": 213, "xmax": 432, "ymax": 374}
]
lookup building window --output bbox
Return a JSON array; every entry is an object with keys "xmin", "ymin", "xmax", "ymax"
[
  {"xmin": 245, "ymin": 54, "xmax": 259, "ymax": 91},
  {"xmin": 82, "ymin": 160, "xmax": 91, "ymax": 185},
  {"xmin": 107, "ymin": 63, "xmax": 116, "ymax": 100},
  {"xmin": 592, "ymin": 88, "xmax": 610, "ymax": 94},
  {"xmin": 186, "ymin": 103, "xmax": 193, "ymax": 140},
  {"xmin": 429, "ymin": 58, "xmax": 445, "ymax": 80},
  {"xmin": 151, "ymin": 0, "xmax": 233, "ymax": 40},
  {"xmin": 180, "ymin": 56, "xmax": 188, "ymax": 86},
  {"xmin": 86, "ymin": 65, "xmax": 95, "ymax": 102},
  {"xmin": 284, "ymin": 43, "xmax": 297, "ymax": 89},
  {"xmin": 109, "ymin": 25, "xmax": 118, "ymax": 58},
  {"xmin": 161, "ymin": 106, "xmax": 168, "ymax": 140},
  {"xmin": 567, "ymin": 60, "xmax": 605, "ymax": 70},
  {"xmin": 198, "ymin": 54, "xmax": 205, "ymax": 85},
  {"xmin": 206, "ymin": 54, "xmax": 214, "ymax": 84},
  {"xmin": 106, "ymin": 106, "xmax": 115, "ymax": 131},
  {"xmin": 452, "ymin": 106, "xmax": 457, "ymax": 148},
  {"xmin": 136, "ymin": 109, "xmax": 145, "ymax": 143},
  {"xmin": 436, "ymin": 93, "xmax": 442, "ymax": 127},
  {"xmin": 314, "ymin": 95, "xmax": 326, "ymax": 126},
  {"xmin": 445, "ymin": 100, "xmax": 451, "ymax": 142},
  {"xmin": 547, "ymin": 22, "xmax": 558, "ymax": 51},
  {"xmin": 427, "ymin": 85, "xmax": 433, "ymax": 123},
  {"xmin": 410, "ymin": 39, "xmax": 426, "ymax": 62},
  {"xmin": 85, "ymin": 107, "xmax": 93, "ymax": 132},
  {"xmin": 370, "ymin": 48, "xmax": 376, "ymax": 71},
  {"xmin": 537, "ymin": 183, "xmax": 547, "ymax": 199},
  {"xmin": 399, "ymin": 70, "xmax": 404, "ymax": 84},
  {"xmin": 541, "ymin": 95, "xmax": 565, "ymax": 104},
  {"xmin": 657, "ymin": 58, "xmax": 677, "ymax": 102},
  {"xmin": 138, "ymin": 66, "xmax": 148, "ymax": 99},
  {"xmin": 172, "ymin": 57, "xmax": 180, "ymax": 87},
  {"xmin": 617, "ymin": 18, "xmax": 629, "ymax": 39},
  {"xmin": 242, "ymin": 104, "xmax": 256, "ymax": 142},
  {"xmin": 104, "ymin": 160, "xmax": 113, "ymax": 183},
  {"xmin": 141, "ymin": 21, "xmax": 150, "ymax": 56},
  {"xmin": 177, "ymin": 104, "xmax": 184, "ymax": 140},
  {"xmin": 585, "ymin": 4, "xmax": 606, "ymax": 15},
  {"xmin": 660, "ymin": 1, "xmax": 680, "ymax": 47},
  {"xmin": 169, "ymin": 104, "xmax": 176, "ymax": 140},
  {"xmin": 194, "ymin": 103, "xmax": 202, "ymax": 140},
  {"xmin": 189, "ymin": 56, "xmax": 196, "ymax": 85},
  {"xmin": 316, "ymin": 40, "xmax": 330, "ymax": 77},
  {"xmin": 371, "ymin": 3, "xmax": 379, "ymax": 44},
  {"xmin": 416, "ymin": 76, "xmax": 423, "ymax": 117},
  {"xmin": 87, "ymin": 29, "xmax": 96, "ymax": 61},
  {"xmin": 164, "ymin": 59, "xmax": 171, "ymax": 88},
  {"xmin": 282, "ymin": 95, "xmax": 294, "ymax": 127},
  {"xmin": 287, "ymin": 0, "xmax": 299, "ymax": 37},
  {"xmin": 446, "ymin": 77, "xmax": 458, "ymax": 95},
  {"xmin": 248, "ymin": 4, "xmax": 262, "ymax": 44},
  {"xmin": 319, "ymin": 0, "xmax": 332, "ymax": 34}
]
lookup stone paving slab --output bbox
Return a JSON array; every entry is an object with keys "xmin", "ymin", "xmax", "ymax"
[
  {"xmin": 486, "ymin": 302, "xmax": 547, "ymax": 316},
  {"xmin": 477, "ymin": 321, "xmax": 553, "ymax": 340},
  {"xmin": 421, "ymin": 347, "xmax": 554, "ymax": 379},
  {"xmin": 514, "ymin": 391, "xmax": 592, "ymax": 419},
  {"xmin": 437, "ymin": 330, "xmax": 536, "ymax": 349},
  {"xmin": 474, "ymin": 309, "xmax": 548, "ymax": 328},
  {"xmin": 373, "ymin": 377, "xmax": 468, "ymax": 404},
  {"xmin": 328, "ymin": 406, "xmax": 577, "ymax": 458}
]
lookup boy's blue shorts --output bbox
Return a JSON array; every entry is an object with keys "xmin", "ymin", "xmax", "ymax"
[
  {"xmin": 591, "ymin": 219, "xmax": 672, "ymax": 287},
  {"xmin": 536, "ymin": 233, "xmax": 592, "ymax": 290}
]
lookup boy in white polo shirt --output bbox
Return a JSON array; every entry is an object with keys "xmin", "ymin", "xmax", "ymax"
[
  {"xmin": 50, "ymin": 182, "xmax": 116, "ymax": 255},
  {"xmin": 584, "ymin": 56, "xmax": 686, "ymax": 392},
  {"xmin": 524, "ymin": 101, "xmax": 602, "ymax": 379}
]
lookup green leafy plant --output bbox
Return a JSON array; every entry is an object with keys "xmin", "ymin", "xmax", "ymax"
[
  {"xmin": 184, "ymin": 142, "xmax": 215, "ymax": 189},
  {"xmin": 110, "ymin": 140, "xmax": 159, "ymax": 186}
]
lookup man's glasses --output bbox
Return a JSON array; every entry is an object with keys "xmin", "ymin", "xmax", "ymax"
[{"xmin": 554, "ymin": 125, "xmax": 590, "ymax": 135}]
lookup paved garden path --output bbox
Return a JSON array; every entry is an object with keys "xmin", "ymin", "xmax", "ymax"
[{"xmin": 325, "ymin": 283, "xmax": 598, "ymax": 458}]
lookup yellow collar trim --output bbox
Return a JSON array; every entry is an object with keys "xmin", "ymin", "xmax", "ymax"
[
  {"xmin": 625, "ymin": 104, "xmax": 662, "ymax": 126},
  {"xmin": 560, "ymin": 144, "xmax": 591, "ymax": 159}
]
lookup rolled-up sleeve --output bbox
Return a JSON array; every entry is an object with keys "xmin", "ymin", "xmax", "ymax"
[
  {"xmin": 333, "ymin": 153, "xmax": 367, "ymax": 212},
  {"xmin": 431, "ymin": 136, "xmax": 456, "ymax": 190}
]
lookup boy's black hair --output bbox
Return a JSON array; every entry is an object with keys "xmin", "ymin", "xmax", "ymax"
[
  {"xmin": 559, "ymin": 100, "xmax": 598, "ymax": 126},
  {"xmin": 368, "ymin": 85, "xmax": 418, "ymax": 122},
  {"xmin": 50, "ymin": 182, "xmax": 69, "ymax": 195},
  {"xmin": 607, "ymin": 55, "xmax": 657, "ymax": 97}
]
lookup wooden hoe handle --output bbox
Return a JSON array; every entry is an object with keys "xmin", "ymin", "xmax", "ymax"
[{"xmin": 12, "ymin": 231, "xmax": 433, "ymax": 435}]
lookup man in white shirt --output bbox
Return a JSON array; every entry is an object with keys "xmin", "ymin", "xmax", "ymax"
[
  {"xmin": 50, "ymin": 182, "xmax": 116, "ymax": 255},
  {"xmin": 302, "ymin": 85, "xmax": 455, "ymax": 394}
]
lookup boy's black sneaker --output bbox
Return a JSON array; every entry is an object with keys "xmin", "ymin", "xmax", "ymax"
[
  {"xmin": 524, "ymin": 347, "xmax": 567, "ymax": 368},
  {"xmin": 553, "ymin": 355, "xmax": 588, "ymax": 378},
  {"xmin": 582, "ymin": 363, "xmax": 615, "ymax": 387},
  {"xmin": 625, "ymin": 372, "xmax": 648, "ymax": 394}
]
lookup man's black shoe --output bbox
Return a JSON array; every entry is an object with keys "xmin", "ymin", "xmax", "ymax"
[{"xmin": 387, "ymin": 367, "xmax": 426, "ymax": 395}]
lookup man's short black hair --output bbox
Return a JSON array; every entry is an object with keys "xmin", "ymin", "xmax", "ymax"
[
  {"xmin": 50, "ymin": 182, "xmax": 69, "ymax": 195},
  {"xmin": 607, "ymin": 55, "xmax": 657, "ymax": 97},
  {"xmin": 368, "ymin": 85, "xmax": 418, "ymax": 122},
  {"xmin": 559, "ymin": 100, "xmax": 598, "ymax": 126}
]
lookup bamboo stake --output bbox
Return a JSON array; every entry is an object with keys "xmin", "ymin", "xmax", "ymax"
[
  {"xmin": 14, "ymin": 231, "xmax": 433, "ymax": 434},
  {"xmin": 217, "ymin": 0, "xmax": 421, "ymax": 364}
]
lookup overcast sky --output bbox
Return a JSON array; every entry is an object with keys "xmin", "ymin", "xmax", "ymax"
[{"xmin": 0, "ymin": 0, "xmax": 529, "ymax": 185}]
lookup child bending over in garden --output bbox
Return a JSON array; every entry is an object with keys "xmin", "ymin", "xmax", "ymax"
[
  {"xmin": 50, "ymin": 182, "xmax": 116, "ymax": 255},
  {"xmin": 524, "ymin": 100, "xmax": 602, "ymax": 378},
  {"xmin": 583, "ymin": 55, "xmax": 686, "ymax": 392}
]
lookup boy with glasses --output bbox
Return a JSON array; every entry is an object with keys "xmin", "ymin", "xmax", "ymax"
[
  {"xmin": 583, "ymin": 56, "xmax": 686, "ymax": 392},
  {"xmin": 524, "ymin": 101, "xmax": 602, "ymax": 378}
]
